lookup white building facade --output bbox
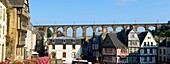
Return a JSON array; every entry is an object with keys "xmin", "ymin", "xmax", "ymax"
[
  {"xmin": 0, "ymin": 2, "xmax": 6, "ymax": 61},
  {"xmin": 127, "ymin": 29, "xmax": 140, "ymax": 63},
  {"xmin": 48, "ymin": 37, "xmax": 82, "ymax": 64},
  {"xmin": 139, "ymin": 32, "xmax": 158, "ymax": 64},
  {"xmin": 25, "ymin": 23, "xmax": 37, "ymax": 59}
]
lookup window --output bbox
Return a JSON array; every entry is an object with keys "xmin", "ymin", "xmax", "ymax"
[
  {"xmin": 95, "ymin": 44, "xmax": 98, "ymax": 49},
  {"xmin": 52, "ymin": 45, "xmax": 55, "ymax": 49},
  {"xmin": 129, "ymin": 48, "xmax": 132, "ymax": 53},
  {"xmin": 63, "ymin": 45, "xmax": 66, "ymax": 49},
  {"xmin": 105, "ymin": 48, "xmax": 112, "ymax": 53},
  {"xmin": 72, "ymin": 39, "xmax": 76, "ymax": 43},
  {"xmin": 92, "ymin": 44, "xmax": 98, "ymax": 50},
  {"xmin": 0, "ymin": 6, "xmax": 2, "ymax": 19},
  {"xmin": 72, "ymin": 45, "xmax": 75, "ymax": 49},
  {"xmin": 160, "ymin": 49, "xmax": 162, "ymax": 54},
  {"xmin": 24, "ymin": 4, "xmax": 28, "ymax": 12},
  {"xmin": 144, "ymin": 42, "xmax": 146, "ymax": 46},
  {"xmin": 3, "ymin": 26, "xmax": 4, "ymax": 34},
  {"xmin": 96, "ymin": 52, "xmax": 99, "ymax": 57},
  {"xmin": 149, "ymin": 57, "xmax": 152, "ymax": 61},
  {"xmin": 52, "ymin": 40, "xmax": 55, "ymax": 44},
  {"xmin": 121, "ymin": 48, "xmax": 127, "ymax": 53},
  {"xmin": 106, "ymin": 41, "xmax": 109, "ymax": 44},
  {"xmin": 144, "ymin": 57, "xmax": 147, "ymax": 62},
  {"xmin": 151, "ymin": 42, "xmax": 153, "ymax": 46},
  {"xmin": 63, "ymin": 52, "xmax": 66, "ymax": 58},
  {"xmin": 131, "ymin": 34, "xmax": 135, "ymax": 38},
  {"xmin": 148, "ymin": 37, "xmax": 151, "ymax": 39},
  {"xmin": 52, "ymin": 52, "xmax": 56, "ymax": 58},
  {"xmin": 63, "ymin": 39, "xmax": 66, "ymax": 42},
  {"xmin": 92, "ymin": 44, "xmax": 95, "ymax": 49},
  {"xmin": 120, "ymin": 58, "xmax": 126, "ymax": 61},
  {"xmin": 144, "ymin": 49, "xmax": 147, "ymax": 54},
  {"xmin": 134, "ymin": 48, "xmax": 138, "ymax": 53},
  {"xmin": 160, "ymin": 56, "xmax": 162, "ymax": 61},
  {"xmin": 150, "ymin": 48, "xmax": 153, "ymax": 53},
  {"xmin": 130, "ymin": 41, "xmax": 132, "ymax": 45},
  {"xmin": 3, "ymin": 9, "xmax": 5, "ymax": 21},
  {"xmin": 93, "ymin": 52, "xmax": 96, "ymax": 56},
  {"xmin": 72, "ymin": 52, "xmax": 75, "ymax": 58},
  {"xmin": 164, "ymin": 57, "xmax": 166, "ymax": 62},
  {"xmin": 0, "ymin": 24, "xmax": 1, "ymax": 38},
  {"xmin": 130, "ymin": 41, "xmax": 137, "ymax": 45},
  {"xmin": 164, "ymin": 49, "xmax": 166, "ymax": 54},
  {"xmin": 133, "ymin": 57, "xmax": 137, "ymax": 61},
  {"xmin": 147, "ymin": 42, "xmax": 149, "ymax": 46}
]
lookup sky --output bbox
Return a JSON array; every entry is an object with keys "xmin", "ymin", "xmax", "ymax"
[{"xmin": 30, "ymin": 0, "xmax": 170, "ymax": 25}]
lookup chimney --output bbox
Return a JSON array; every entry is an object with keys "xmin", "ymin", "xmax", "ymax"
[{"xmin": 130, "ymin": 24, "xmax": 133, "ymax": 29}]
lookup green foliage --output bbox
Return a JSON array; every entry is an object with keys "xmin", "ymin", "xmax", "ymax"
[
  {"xmin": 158, "ymin": 29, "xmax": 170, "ymax": 37},
  {"xmin": 164, "ymin": 29, "xmax": 170, "ymax": 37},
  {"xmin": 47, "ymin": 29, "xmax": 52, "ymax": 37},
  {"xmin": 38, "ymin": 28, "xmax": 44, "ymax": 31},
  {"xmin": 6, "ymin": 8, "xmax": 11, "ymax": 14}
]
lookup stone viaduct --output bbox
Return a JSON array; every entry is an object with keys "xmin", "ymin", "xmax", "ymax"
[{"xmin": 34, "ymin": 23, "xmax": 169, "ymax": 38}]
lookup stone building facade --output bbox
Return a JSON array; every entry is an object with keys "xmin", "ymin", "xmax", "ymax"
[
  {"xmin": 0, "ymin": 0, "xmax": 30, "ymax": 60},
  {"xmin": 0, "ymin": 2, "xmax": 7, "ymax": 61}
]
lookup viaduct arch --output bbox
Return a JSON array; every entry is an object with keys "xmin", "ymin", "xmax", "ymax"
[{"xmin": 34, "ymin": 23, "xmax": 169, "ymax": 38}]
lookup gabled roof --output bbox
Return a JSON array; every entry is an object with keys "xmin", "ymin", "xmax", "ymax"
[
  {"xmin": 103, "ymin": 33, "xmax": 126, "ymax": 48},
  {"xmin": 117, "ymin": 31, "xmax": 128, "ymax": 46},
  {"xmin": 160, "ymin": 37, "xmax": 170, "ymax": 47},
  {"xmin": 138, "ymin": 32, "xmax": 148, "ymax": 45},
  {"xmin": 89, "ymin": 32, "xmax": 102, "ymax": 44},
  {"xmin": 126, "ymin": 29, "xmax": 133, "ymax": 36}
]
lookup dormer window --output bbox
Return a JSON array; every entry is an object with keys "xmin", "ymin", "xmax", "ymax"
[
  {"xmin": 72, "ymin": 39, "xmax": 76, "ymax": 44},
  {"xmin": 93, "ymin": 38, "xmax": 96, "ymax": 41},
  {"xmin": 130, "ymin": 34, "xmax": 135, "ymax": 38},
  {"xmin": 106, "ymin": 41, "xmax": 109, "ymax": 44},
  {"xmin": 148, "ymin": 37, "xmax": 151, "ymax": 39},
  {"xmin": 62, "ymin": 39, "xmax": 66, "ymax": 42}
]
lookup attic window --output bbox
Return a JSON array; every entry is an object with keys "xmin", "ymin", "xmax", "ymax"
[
  {"xmin": 131, "ymin": 34, "xmax": 135, "ymax": 38},
  {"xmin": 72, "ymin": 39, "xmax": 76, "ymax": 43},
  {"xmin": 62, "ymin": 39, "xmax": 66, "ymax": 42},
  {"xmin": 106, "ymin": 41, "xmax": 109, "ymax": 44},
  {"xmin": 148, "ymin": 37, "xmax": 151, "ymax": 39}
]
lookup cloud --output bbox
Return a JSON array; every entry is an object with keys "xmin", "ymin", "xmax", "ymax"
[{"xmin": 114, "ymin": 0, "xmax": 138, "ymax": 5}]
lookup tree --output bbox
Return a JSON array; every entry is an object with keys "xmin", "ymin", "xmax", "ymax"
[
  {"xmin": 47, "ymin": 29, "xmax": 52, "ymax": 37},
  {"xmin": 165, "ymin": 29, "xmax": 170, "ymax": 37}
]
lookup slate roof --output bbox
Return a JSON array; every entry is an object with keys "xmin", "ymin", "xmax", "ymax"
[
  {"xmin": 48, "ymin": 37, "xmax": 83, "ymax": 45},
  {"xmin": 159, "ymin": 37, "xmax": 170, "ymax": 47},
  {"xmin": 138, "ymin": 32, "xmax": 148, "ymax": 45},
  {"xmin": 8, "ymin": 0, "xmax": 25, "ymax": 7},
  {"xmin": 103, "ymin": 33, "xmax": 127, "ymax": 48},
  {"xmin": 126, "ymin": 29, "xmax": 132, "ymax": 36},
  {"xmin": 117, "ymin": 31, "xmax": 128, "ymax": 46}
]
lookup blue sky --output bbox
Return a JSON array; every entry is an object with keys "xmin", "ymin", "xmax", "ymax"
[{"xmin": 30, "ymin": 0, "xmax": 170, "ymax": 25}]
